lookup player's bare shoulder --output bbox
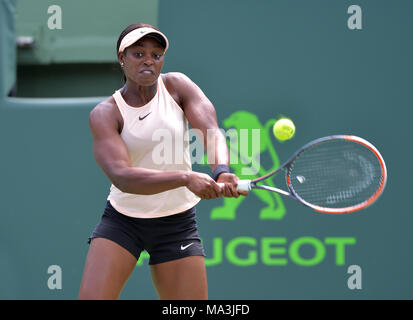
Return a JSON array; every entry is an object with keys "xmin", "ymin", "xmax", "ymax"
[
  {"xmin": 89, "ymin": 96, "xmax": 123, "ymax": 134},
  {"xmin": 163, "ymin": 71, "xmax": 192, "ymax": 82},
  {"xmin": 162, "ymin": 72, "xmax": 188, "ymax": 106},
  {"xmin": 162, "ymin": 72, "xmax": 195, "ymax": 90},
  {"xmin": 162, "ymin": 72, "xmax": 202, "ymax": 110}
]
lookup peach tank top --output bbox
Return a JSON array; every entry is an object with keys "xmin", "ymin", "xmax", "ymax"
[{"xmin": 107, "ymin": 75, "xmax": 200, "ymax": 218}]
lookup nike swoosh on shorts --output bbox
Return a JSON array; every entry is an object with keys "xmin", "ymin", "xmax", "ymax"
[{"xmin": 180, "ymin": 243, "xmax": 194, "ymax": 250}]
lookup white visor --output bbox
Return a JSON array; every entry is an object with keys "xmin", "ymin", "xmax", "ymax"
[{"xmin": 118, "ymin": 27, "xmax": 169, "ymax": 53}]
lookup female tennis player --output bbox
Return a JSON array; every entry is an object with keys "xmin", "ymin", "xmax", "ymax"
[{"xmin": 78, "ymin": 23, "xmax": 245, "ymax": 300}]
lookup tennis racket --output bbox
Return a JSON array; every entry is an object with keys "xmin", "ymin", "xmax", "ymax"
[{"xmin": 234, "ymin": 135, "xmax": 387, "ymax": 214}]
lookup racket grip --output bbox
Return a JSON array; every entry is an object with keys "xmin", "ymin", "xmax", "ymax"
[
  {"xmin": 217, "ymin": 181, "xmax": 251, "ymax": 192},
  {"xmin": 237, "ymin": 180, "xmax": 251, "ymax": 192}
]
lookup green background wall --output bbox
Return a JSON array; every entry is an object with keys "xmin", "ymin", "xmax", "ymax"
[{"xmin": 0, "ymin": 0, "xmax": 411, "ymax": 299}]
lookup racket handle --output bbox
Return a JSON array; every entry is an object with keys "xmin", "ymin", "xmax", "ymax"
[
  {"xmin": 237, "ymin": 180, "xmax": 251, "ymax": 192},
  {"xmin": 217, "ymin": 181, "xmax": 251, "ymax": 192}
]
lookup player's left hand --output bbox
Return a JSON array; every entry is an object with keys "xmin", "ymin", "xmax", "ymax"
[{"xmin": 217, "ymin": 173, "xmax": 248, "ymax": 198}]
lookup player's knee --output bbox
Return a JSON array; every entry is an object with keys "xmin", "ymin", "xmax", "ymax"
[{"xmin": 78, "ymin": 285, "xmax": 119, "ymax": 300}]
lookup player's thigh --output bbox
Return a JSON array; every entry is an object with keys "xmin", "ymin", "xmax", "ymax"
[
  {"xmin": 150, "ymin": 255, "xmax": 208, "ymax": 300},
  {"xmin": 78, "ymin": 237, "xmax": 138, "ymax": 300}
]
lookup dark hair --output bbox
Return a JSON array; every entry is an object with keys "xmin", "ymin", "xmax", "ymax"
[{"xmin": 117, "ymin": 23, "xmax": 161, "ymax": 83}]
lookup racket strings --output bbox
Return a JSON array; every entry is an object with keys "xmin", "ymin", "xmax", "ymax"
[{"xmin": 288, "ymin": 140, "xmax": 384, "ymax": 208}]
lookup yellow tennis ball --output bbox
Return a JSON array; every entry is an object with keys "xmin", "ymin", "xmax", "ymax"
[{"xmin": 273, "ymin": 118, "xmax": 295, "ymax": 141}]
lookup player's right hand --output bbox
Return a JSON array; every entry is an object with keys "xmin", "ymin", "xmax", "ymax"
[{"xmin": 186, "ymin": 172, "xmax": 223, "ymax": 200}]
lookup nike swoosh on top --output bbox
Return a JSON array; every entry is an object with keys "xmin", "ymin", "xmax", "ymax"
[
  {"xmin": 180, "ymin": 243, "xmax": 194, "ymax": 251},
  {"xmin": 139, "ymin": 112, "xmax": 151, "ymax": 120}
]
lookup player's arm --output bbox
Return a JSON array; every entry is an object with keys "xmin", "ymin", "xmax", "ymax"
[
  {"xmin": 166, "ymin": 72, "xmax": 246, "ymax": 197},
  {"xmin": 89, "ymin": 100, "xmax": 221, "ymax": 199}
]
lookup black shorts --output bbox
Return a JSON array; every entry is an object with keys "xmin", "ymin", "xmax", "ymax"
[{"xmin": 88, "ymin": 201, "xmax": 205, "ymax": 265}]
